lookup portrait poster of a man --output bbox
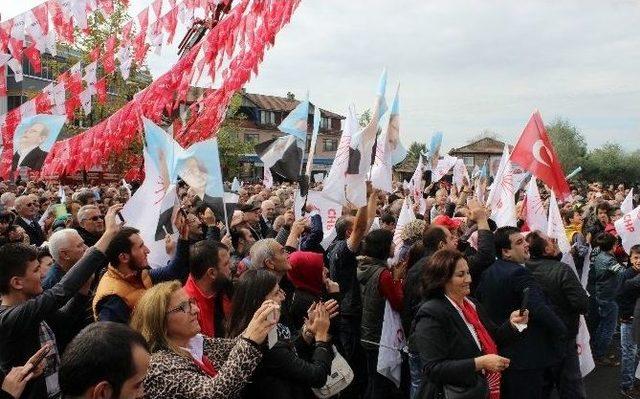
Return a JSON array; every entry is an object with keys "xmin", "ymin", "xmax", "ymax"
[{"xmin": 11, "ymin": 114, "xmax": 66, "ymax": 172}]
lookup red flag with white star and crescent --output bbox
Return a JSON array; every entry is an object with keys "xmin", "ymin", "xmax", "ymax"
[{"xmin": 510, "ymin": 110, "xmax": 571, "ymax": 200}]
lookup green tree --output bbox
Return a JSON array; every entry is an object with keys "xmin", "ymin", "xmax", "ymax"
[
  {"xmin": 546, "ymin": 118, "xmax": 587, "ymax": 174},
  {"xmin": 583, "ymin": 143, "xmax": 626, "ymax": 183},
  {"xmin": 218, "ymin": 93, "xmax": 252, "ymax": 178},
  {"xmin": 407, "ymin": 141, "xmax": 426, "ymax": 161}
]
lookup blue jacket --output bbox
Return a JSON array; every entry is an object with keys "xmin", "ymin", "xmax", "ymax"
[
  {"xmin": 592, "ymin": 251, "xmax": 624, "ymax": 301},
  {"xmin": 477, "ymin": 258, "xmax": 568, "ymax": 370}
]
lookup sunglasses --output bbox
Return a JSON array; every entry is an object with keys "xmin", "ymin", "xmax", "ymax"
[
  {"xmin": 166, "ymin": 297, "xmax": 197, "ymax": 315},
  {"xmin": 84, "ymin": 216, "xmax": 103, "ymax": 222}
]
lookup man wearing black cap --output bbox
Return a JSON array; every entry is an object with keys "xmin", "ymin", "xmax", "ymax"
[{"xmin": 239, "ymin": 202, "xmax": 263, "ymax": 241}]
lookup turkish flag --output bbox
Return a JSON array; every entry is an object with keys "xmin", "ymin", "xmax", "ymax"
[
  {"xmin": 510, "ymin": 111, "xmax": 571, "ymax": 200},
  {"xmin": 95, "ymin": 78, "xmax": 107, "ymax": 103},
  {"xmin": 24, "ymin": 43, "xmax": 41, "ymax": 73}
]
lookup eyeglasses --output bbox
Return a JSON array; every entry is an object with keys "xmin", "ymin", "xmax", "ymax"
[
  {"xmin": 167, "ymin": 298, "xmax": 197, "ymax": 315},
  {"xmin": 84, "ymin": 215, "xmax": 103, "ymax": 222}
]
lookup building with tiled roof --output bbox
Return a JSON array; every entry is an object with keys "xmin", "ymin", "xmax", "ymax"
[{"xmin": 232, "ymin": 89, "xmax": 345, "ymax": 179}]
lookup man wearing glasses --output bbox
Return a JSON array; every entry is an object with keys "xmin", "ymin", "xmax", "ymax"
[
  {"xmin": 13, "ymin": 196, "xmax": 45, "ymax": 246},
  {"xmin": 76, "ymin": 205, "xmax": 104, "ymax": 247}
]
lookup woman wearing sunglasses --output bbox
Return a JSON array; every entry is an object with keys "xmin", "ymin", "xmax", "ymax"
[{"xmin": 130, "ymin": 281, "xmax": 279, "ymax": 399}]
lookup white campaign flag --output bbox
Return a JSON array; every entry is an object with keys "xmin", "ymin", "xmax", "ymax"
[
  {"xmin": 377, "ymin": 301, "xmax": 405, "ymax": 388},
  {"xmin": 615, "ymin": 205, "xmax": 640, "ymax": 254},
  {"xmin": 547, "ymin": 191, "xmax": 578, "ymax": 277},
  {"xmin": 121, "ymin": 150, "xmax": 177, "ymax": 268},
  {"xmin": 452, "ymin": 158, "xmax": 470, "ymax": 191},
  {"xmin": 408, "ymin": 156, "xmax": 425, "ymax": 206},
  {"xmin": 488, "ymin": 146, "xmax": 516, "ymax": 228},
  {"xmin": 577, "ymin": 315, "xmax": 595, "ymax": 377},
  {"xmin": 263, "ymin": 167, "xmax": 273, "ymax": 189},
  {"xmin": 370, "ymin": 83, "xmax": 405, "ymax": 193},
  {"xmin": 322, "ymin": 105, "xmax": 366, "ymax": 207},
  {"xmin": 392, "ymin": 197, "xmax": 415, "ymax": 261},
  {"xmin": 622, "ymin": 188, "xmax": 634, "ymax": 215},
  {"xmin": 525, "ymin": 178, "xmax": 547, "ymax": 233},
  {"xmin": 294, "ymin": 190, "xmax": 343, "ymax": 239},
  {"xmin": 431, "ymin": 155, "xmax": 458, "ymax": 184}
]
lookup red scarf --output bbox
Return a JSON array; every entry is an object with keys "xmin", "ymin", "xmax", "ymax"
[
  {"xmin": 194, "ymin": 355, "xmax": 218, "ymax": 378},
  {"xmin": 458, "ymin": 298, "xmax": 501, "ymax": 399}
]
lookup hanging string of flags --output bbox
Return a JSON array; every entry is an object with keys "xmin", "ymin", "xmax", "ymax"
[
  {"xmin": 0, "ymin": 0, "xmax": 198, "ymax": 152},
  {"xmin": 0, "ymin": 0, "xmax": 300, "ymax": 178}
]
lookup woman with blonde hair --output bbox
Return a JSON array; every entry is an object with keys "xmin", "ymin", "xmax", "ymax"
[{"xmin": 130, "ymin": 281, "xmax": 279, "ymax": 399}]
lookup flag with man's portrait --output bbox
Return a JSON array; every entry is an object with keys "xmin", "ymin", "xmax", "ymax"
[{"xmin": 12, "ymin": 114, "xmax": 66, "ymax": 171}]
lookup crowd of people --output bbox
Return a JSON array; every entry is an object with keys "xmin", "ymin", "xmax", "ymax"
[{"xmin": 0, "ymin": 176, "xmax": 638, "ymax": 399}]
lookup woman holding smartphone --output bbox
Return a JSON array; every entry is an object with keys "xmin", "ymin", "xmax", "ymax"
[{"xmin": 227, "ymin": 269, "xmax": 336, "ymax": 399}]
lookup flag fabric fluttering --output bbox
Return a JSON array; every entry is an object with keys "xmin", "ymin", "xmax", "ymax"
[
  {"xmin": 305, "ymin": 105, "xmax": 321, "ymax": 177},
  {"xmin": 525, "ymin": 178, "xmax": 547, "ymax": 233},
  {"xmin": 487, "ymin": 145, "xmax": 516, "ymax": 228},
  {"xmin": 431, "ymin": 154, "xmax": 458, "ymax": 183},
  {"xmin": 263, "ymin": 166, "xmax": 273, "ymax": 189},
  {"xmin": 254, "ymin": 135, "xmax": 303, "ymax": 182},
  {"xmin": 547, "ymin": 191, "xmax": 578, "ymax": 277},
  {"xmin": 452, "ymin": 158, "xmax": 470, "ymax": 191},
  {"xmin": 377, "ymin": 301, "xmax": 405, "ymax": 388},
  {"xmin": 278, "ymin": 96, "xmax": 310, "ymax": 142},
  {"xmin": 348, "ymin": 69, "xmax": 388, "ymax": 178},
  {"xmin": 408, "ymin": 155, "xmax": 425, "ymax": 208},
  {"xmin": 121, "ymin": 149, "xmax": 177, "ymax": 268},
  {"xmin": 392, "ymin": 196, "xmax": 415, "ymax": 261},
  {"xmin": 621, "ymin": 188, "xmax": 634, "ymax": 215},
  {"xmin": 427, "ymin": 131, "xmax": 443, "ymax": 170},
  {"xmin": 254, "ymin": 95, "xmax": 310, "ymax": 183},
  {"xmin": 615, "ymin": 205, "xmax": 640, "ymax": 255},
  {"xmin": 510, "ymin": 111, "xmax": 571, "ymax": 200},
  {"xmin": 370, "ymin": 83, "xmax": 406, "ymax": 193},
  {"xmin": 322, "ymin": 105, "xmax": 365, "ymax": 207}
]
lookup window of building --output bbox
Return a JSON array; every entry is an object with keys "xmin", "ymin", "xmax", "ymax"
[
  {"xmin": 245, "ymin": 133, "xmax": 260, "ymax": 143},
  {"xmin": 321, "ymin": 117, "xmax": 330, "ymax": 130},
  {"xmin": 260, "ymin": 110, "xmax": 275, "ymax": 125},
  {"xmin": 463, "ymin": 156, "xmax": 475, "ymax": 167},
  {"xmin": 323, "ymin": 139, "xmax": 338, "ymax": 152},
  {"xmin": 7, "ymin": 96, "xmax": 25, "ymax": 111}
]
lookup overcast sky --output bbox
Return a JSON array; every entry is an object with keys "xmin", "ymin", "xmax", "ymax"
[{"xmin": 5, "ymin": 0, "xmax": 640, "ymax": 151}]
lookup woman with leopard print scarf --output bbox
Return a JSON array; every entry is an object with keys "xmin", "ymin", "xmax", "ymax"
[{"xmin": 130, "ymin": 281, "xmax": 279, "ymax": 399}]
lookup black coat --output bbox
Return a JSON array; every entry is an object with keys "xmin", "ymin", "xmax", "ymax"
[
  {"xmin": 243, "ymin": 330, "xmax": 333, "ymax": 399},
  {"xmin": 15, "ymin": 216, "xmax": 45, "ymax": 247},
  {"xmin": 477, "ymin": 259, "xmax": 568, "ymax": 370},
  {"xmin": 12, "ymin": 147, "xmax": 48, "ymax": 171},
  {"xmin": 526, "ymin": 257, "xmax": 589, "ymax": 336},
  {"xmin": 411, "ymin": 296, "xmax": 517, "ymax": 399}
]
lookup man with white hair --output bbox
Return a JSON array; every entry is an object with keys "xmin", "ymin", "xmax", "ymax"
[
  {"xmin": 0, "ymin": 192, "xmax": 16, "ymax": 211},
  {"xmin": 259, "ymin": 200, "xmax": 276, "ymax": 238},
  {"xmin": 250, "ymin": 238, "xmax": 294, "ymax": 327},
  {"xmin": 75, "ymin": 205, "xmax": 104, "ymax": 246},
  {"xmin": 14, "ymin": 195, "xmax": 45, "ymax": 246},
  {"xmin": 42, "ymin": 229, "xmax": 88, "ymax": 290}
]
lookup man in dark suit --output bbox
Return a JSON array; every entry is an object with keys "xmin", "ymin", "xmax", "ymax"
[
  {"xmin": 11, "ymin": 122, "xmax": 50, "ymax": 171},
  {"xmin": 259, "ymin": 199, "xmax": 276, "ymax": 238},
  {"xmin": 14, "ymin": 195, "xmax": 46, "ymax": 246},
  {"xmin": 477, "ymin": 226, "xmax": 568, "ymax": 399}
]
